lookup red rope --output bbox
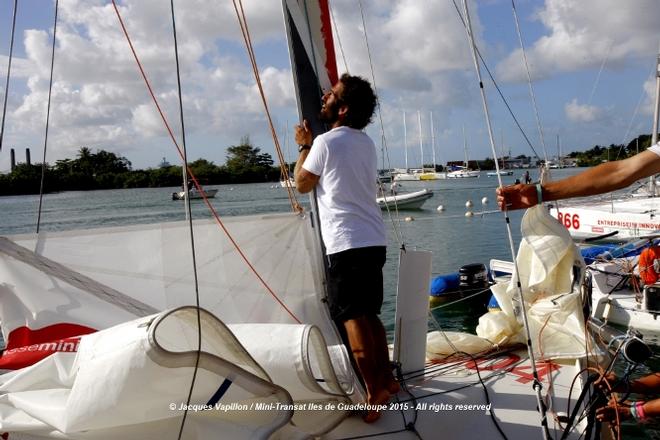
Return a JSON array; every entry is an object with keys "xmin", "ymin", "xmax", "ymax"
[
  {"xmin": 231, "ymin": 0, "xmax": 301, "ymax": 211},
  {"xmin": 111, "ymin": 0, "xmax": 301, "ymax": 324}
]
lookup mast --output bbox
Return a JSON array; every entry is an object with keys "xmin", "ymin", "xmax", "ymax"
[
  {"xmin": 417, "ymin": 110, "xmax": 424, "ymax": 171},
  {"xmin": 282, "ymin": 0, "xmax": 337, "ymax": 260},
  {"xmin": 500, "ymin": 129, "xmax": 504, "ymax": 169},
  {"xmin": 403, "ymin": 111, "xmax": 408, "ymax": 169},
  {"xmin": 430, "ymin": 111, "xmax": 436, "ymax": 172},
  {"xmin": 649, "ymin": 51, "xmax": 660, "ymax": 195},
  {"xmin": 462, "ymin": 125, "xmax": 468, "ymax": 168}
]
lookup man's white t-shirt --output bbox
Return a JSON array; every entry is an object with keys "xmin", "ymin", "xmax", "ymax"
[
  {"xmin": 303, "ymin": 126, "xmax": 386, "ymax": 255},
  {"xmin": 648, "ymin": 142, "xmax": 660, "ymax": 156}
]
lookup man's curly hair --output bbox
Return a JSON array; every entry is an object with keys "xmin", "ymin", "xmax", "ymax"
[{"xmin": 337, "ymin": 74, "xmax": 377, "ymax": 130}]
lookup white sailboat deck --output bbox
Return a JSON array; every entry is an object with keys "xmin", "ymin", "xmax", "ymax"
[{"xmin": 329, "ymin": 350, "xmax": 589, "ymax": 439}]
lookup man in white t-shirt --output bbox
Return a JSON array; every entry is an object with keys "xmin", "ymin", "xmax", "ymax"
[
  {"xmin": 497, "ymin": 142, "xmax": 660, "ymax": 210},
  {"xmin": 294, "ymin": 74, "xmax": 397, "ymax": 423}
]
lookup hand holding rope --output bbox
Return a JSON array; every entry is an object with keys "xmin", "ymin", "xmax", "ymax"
[{"xmin": 496, "ymin": 183, "xmax": 543, "ymax": 211}]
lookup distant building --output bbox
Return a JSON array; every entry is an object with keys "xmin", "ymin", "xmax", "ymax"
[
  {"xmin": 503, "ymin": 156, "xmax": 531, "ymax": 169},
  {"xmin": 158, "ymin": 157, "xmax": 171, "ymax": 168}
]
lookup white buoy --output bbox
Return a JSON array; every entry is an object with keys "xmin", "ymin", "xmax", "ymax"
[
  {"xmin": 229, "ymin": 187, "xmax": 234, "ymax": 191},
  {"xmin": 436, "ymin": 205, "xmax": 444, "ymax": 212},
  {"xmin": 405, "ymin": 216, "xmax": 414, "ymax": 222},
  {"xmin": 481, "ymin": 196, "xmax": 488, "ymax": 205},
  {"xmin": 465, "ymin": 211, "xmax": 474, "ymax": 217},
  {"xmin": 465, "ymin": 200, "xmax": 473, "ymax": 208}
]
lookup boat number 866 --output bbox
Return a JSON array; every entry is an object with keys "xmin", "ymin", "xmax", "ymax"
[{"xmin": 557, "ymin": 212, "xmax": 580, "ymax": 229}]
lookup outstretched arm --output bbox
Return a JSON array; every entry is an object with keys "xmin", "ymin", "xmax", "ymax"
[{"xmin": 497, "ymin": 150, "xmax": 660, "ymax": 210}]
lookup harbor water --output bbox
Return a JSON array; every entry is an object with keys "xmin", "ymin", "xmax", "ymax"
[{"xmin": 0, "ymin": 170, "xmax": 531, "ymax": 336}]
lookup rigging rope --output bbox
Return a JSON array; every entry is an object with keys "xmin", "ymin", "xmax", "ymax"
[
  {"xmin": 231, "ymin": 0, "xmax": 301, "ymax": 212},
  {"xmin": 510, "ymin": 0, "xmax": 548, "ymax": 163},
  {"xmin": 460, "ymin": 1, "xmax": 550, "ymax": 438},
  {"xmin": 356, "ymin": 0, "xmax": 406, "ymax": 247},
  {"xmin": 166, "ymin": 1, "xmax": 204, "ymax": 438},
  {"xmin": 0, "ymin": 0, "xmax": 18, "ymax": 153},
  {"xmin": 36, "ymin": 0, "xmax": 59, "ymax": 234},
  {"xmin": 328, "ymin": 1, "xmax": 349, "ymax": 74},
  {"xmin": 616, "ymin": 64, "xmax": 656, "ymax": 159},
  {"xmin": 588, "ymin": 43, "xmax": 612, "ymax": 108},
  {"xmin": 450, "ymin": 0, "xmax": 542, "ymax": 163},
  {"xmin": 110, "ymin": 0, "xmax": 301, "ymax": 325}
]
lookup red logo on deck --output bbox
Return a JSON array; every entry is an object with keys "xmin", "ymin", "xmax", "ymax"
[
  {"xmin": 0, "ymin": 323, "xmax": 96, "ymax": 370},
  {"xmin": 464, "ymin": 353, "xmax": 560, "ymax": 383}
]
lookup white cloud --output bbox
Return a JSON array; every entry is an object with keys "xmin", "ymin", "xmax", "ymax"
[
  {"xmin": 2, "ymin": 0, "xmax": 654, "ymax": 173},
  {"xmin": 641, "ymin": 75, "xmax": 658, "ymax": 117},
  {"xmin": 565, "ymin": 98, "xmax": 603, "ymax": 123},
  {"xmin": 496, "ymin": 0, "xmax": 660, "ymax": 81},
  {"xmin": 0, "ymin": 0, "xmax": 296, "ymax": 166},
  {"xmin": 0, "ymin": 54, "xmax": 37, "ymax": 78},
  {"xmin": 330, "ymin": 0, "xmax": 478, "ymax": 91}
]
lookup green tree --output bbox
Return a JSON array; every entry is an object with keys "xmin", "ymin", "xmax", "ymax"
[
  {"xmin": 225, "ymin": 136, "xmax": 274, "ymax": 182},
  {"xmin": 189, "ymin": 159, "xmax": 220, "ymax": 182}
]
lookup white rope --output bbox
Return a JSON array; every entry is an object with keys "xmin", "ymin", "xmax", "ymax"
[
  {"xmin": 510, "ymin": 0, "xmax": 548, "ymax": 163},
  {"xmin": 327, "ymin": 1, "xmax": 349, "ymax": 74},
  {"xmin": 356, "ymin": 0, "xmax": 406, "ymax": 247},
  {"xmin": 588, "ymin": 43, "xmax": 612, "ymax": 107},
  {"xmin": 461, "ymin": 1, "xmax": 550, "ymax": 438}
]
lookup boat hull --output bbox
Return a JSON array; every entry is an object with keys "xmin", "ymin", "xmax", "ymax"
[
  {"xmin": 486, "ymin": 170, "xmax": 513, "ymax": 176},
  {"xmin": 447, "ymin": 170, "xmax": 480, "ymax": 178},
  {"xmin": 419, "ymin": 172, "xmax": 446, "ymax": 180},
  {"xmin": 377, "ymin": 189, "xmax": 433, "ymax": 210},
  {"xmin": 549, "ymin": 197, "xmax": 660, "ymax": 241},
  {"xmin": 393, "ymin": 173, "xmax": 421, "ymax": 182},
  {"xmin": 172, "ymin": 188, "xmax": 218, "ymax": 200},
  {"xmin": 590, "ymin": 260, "xmax": 660, "ymax": 333}
]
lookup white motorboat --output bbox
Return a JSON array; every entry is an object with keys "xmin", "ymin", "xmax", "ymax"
[
  {"xmin": 447, "ymin": 167, "xmax": 480, "ymax": 178},
  {"xmin": 377, "ymin": 188, "xmax": 433, "ymax": 210},
  {"xmin": 172, "ymin": 186, "xmax": 218, "ymax": 200},
  {"xmin": 487, "ymin": 170, "xmax": 513, "ymax": 176},
  {"xmin": 587, "ymin": 241, "xmax": 660, "ymax": 333},
  {"xmin": 591, "ymin": 265, "xmax": 660, "ymax": 333},
  {"xmin": 280, "ymin": 177, "xmax": 296, "ymax": 188}
]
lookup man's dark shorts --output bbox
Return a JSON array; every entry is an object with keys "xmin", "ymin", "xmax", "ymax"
[{"xmin": 327, "ymin": 246, "xmax": 386, "ymax": 322}]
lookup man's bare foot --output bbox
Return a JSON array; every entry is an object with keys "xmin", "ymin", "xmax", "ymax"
[
  {"xmin": 363, "ymin": 388, "xmax": 390, "ymax": 423},
  {"xmin": 363, "ymin": 409, "xmax": 381, "ymax": 423},
  {"xmin": 385, "ymin": 378, "xmax": 400, "ymax": 395}
]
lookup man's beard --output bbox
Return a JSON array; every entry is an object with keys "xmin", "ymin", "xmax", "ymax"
[{"xmin": 319, "ymin": 103, "xmax": 339, "ymax": 124}]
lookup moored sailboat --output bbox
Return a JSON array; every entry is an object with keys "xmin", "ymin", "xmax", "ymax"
[{"xmin": 447, "ymin": 126, "xmax": 480, "ymax": 178}]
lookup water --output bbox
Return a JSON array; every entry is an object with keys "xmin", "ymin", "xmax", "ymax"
[
  {"xmin": 0, "ymin": 172, "xmax": 530, "ymax": 335},
  {"xmin": 2, "ymin": 169, "xmax": 659, "ymax": 437},
  {"xmin": 0, "ymin": 168, "xmax": 585, "ymax": 335}
]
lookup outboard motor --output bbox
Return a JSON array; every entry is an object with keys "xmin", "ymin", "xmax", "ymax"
[
  {"xmin": 643, "ymin": 285, "xmax": 660, "ymax": 315},
  {"xmin": 459, "ymin": 263, "xmax": 489, "ymax": 291}
]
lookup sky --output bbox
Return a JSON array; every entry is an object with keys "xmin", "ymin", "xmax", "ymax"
[{"xmin": 0, "ymin": 0, "xmax": 658, "ymax": 173}]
